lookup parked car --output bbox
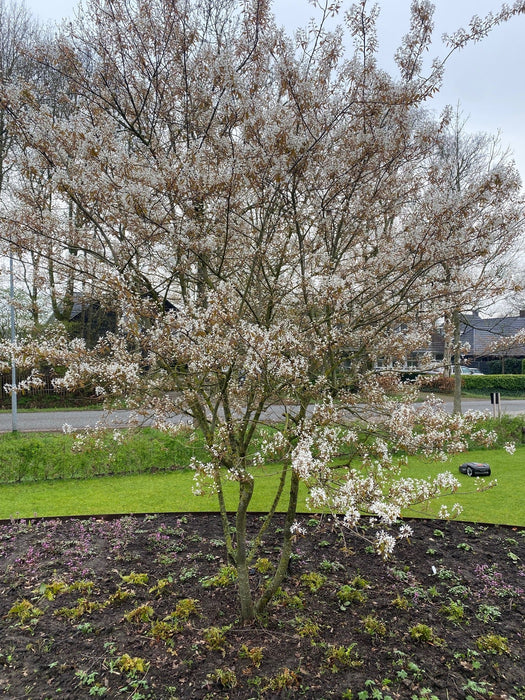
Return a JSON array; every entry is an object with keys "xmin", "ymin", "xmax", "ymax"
[{"xmin": 459, "ymin": 462, "xmax": 491, "ymax": 477}]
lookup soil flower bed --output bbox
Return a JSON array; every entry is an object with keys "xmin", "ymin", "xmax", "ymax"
[{"xmin": 0, "ymin": 513, "xmax": 524, "ymax": 699}]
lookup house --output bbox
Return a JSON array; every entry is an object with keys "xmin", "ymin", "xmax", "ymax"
[
  {"xmin": 53, "ymin": 294, "xmax": 177, "ymax": 348},
  {"xmin": 460, "ymin": 310, "xmax": 525, "ymax": 373}
]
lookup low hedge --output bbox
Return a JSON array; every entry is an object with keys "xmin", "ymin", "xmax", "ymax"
[{"xmin": 463, "ymin": 374, "xmax": 525, "ymax": 396}]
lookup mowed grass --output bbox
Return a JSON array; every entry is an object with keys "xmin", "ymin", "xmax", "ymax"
[{"xmin": 0, "ymin": 446, "xmax": 523, "ymax": 526}]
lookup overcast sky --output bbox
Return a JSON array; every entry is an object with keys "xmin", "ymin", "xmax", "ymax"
[{"xmin": 26, "ymin": 0, "xmax": 525, "ymax": 185}]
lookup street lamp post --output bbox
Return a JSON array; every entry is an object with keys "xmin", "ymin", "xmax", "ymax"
[{"xmin": 9, "ymin": 255, "xmax": 17, "ymax": 432}]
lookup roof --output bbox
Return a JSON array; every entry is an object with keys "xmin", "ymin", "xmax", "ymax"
[{"xmin": 460, "ymin": 312, "xmax": 525, "ymax": 358}]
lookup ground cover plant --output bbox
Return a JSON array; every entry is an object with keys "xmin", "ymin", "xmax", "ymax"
[{"xmin": 1, "ymin": 512, "xmax": 524, "ymax": 699}]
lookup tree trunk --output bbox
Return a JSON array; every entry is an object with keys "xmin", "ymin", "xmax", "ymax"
[
  {"xmin": 255, "ymin": 470, "xmax": 300, "ymax": 617},
  {"xmin": 236, "ymin": 479, "xmax": 255, "ymax": 623}
]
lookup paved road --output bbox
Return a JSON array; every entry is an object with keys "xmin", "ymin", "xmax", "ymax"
[{"xmin": 0, "ymin": 398, "xmax": 524, "ymax": 433}]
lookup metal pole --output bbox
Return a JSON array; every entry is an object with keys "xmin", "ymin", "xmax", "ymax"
[{"xmin": 9, "ymin": 255, "xmax": 17, "ymax": 432}]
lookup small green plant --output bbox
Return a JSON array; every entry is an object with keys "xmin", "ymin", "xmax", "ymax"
[
  {"xmin": 409, "ymin": 623, "xmax": 442, "ymax": 645},
  {"xmin": 116, "ymin": 653, "xmax": 150, "ymax": 675},
  {"xmin": 457, "ymin": 542, "xmax": 473, "ymax": 551},
  {"xmin": 300, "ymin": 571, "xmax": 326, "ymax": 592},
  {"xmin": 265, "ymin": 667, "xmax": 301, "ymax": 692},
  {"xmin": 206, "ymin": 667, "xmax": 238, "ymax": 689},
  {"xmin": 254, "ymin": 557, "xmax": 273, "ymax": 574},
  {"xmin": 295, "ymin": 616, "xmax": 321, "ymax": 639},
  {"xmin": 76, "ymin": 622, "xmax": 95, "ymax": 635},
  {"xmin": 203, "ymin": 625, "xmax": 231, "ymax": 654},
  {"xmin": 200, "ymin": 565, "xmax": 237, "ymax": 588},
  {"xmin": 7, "ymin": 599, "xmax": 44, "ymax": 625},
  {"xmin": 238, "ymin": 644, "xmax": 264, "ymax": 667},
  {"xmin": 69, "ymin": 579, "xmax": 95, "ymax": 594},
  {"xmin": 391, "ymin": 594, "xmax": 410, "ymax": 610},
  {"xmin": 337, "ymin": 585, "xmax": 366, "ymax": 607},
  {"xmin": 324, "ymin": 644, "xmax": 362, "ymax": 672},
  {"xmin": 75, "ymin": 669, "xmax": 107, "ymax": 695},
  {"xmin": 318, "ymin": 559, "xmax": 345, "ymax": 573},
  {"xmin": 124, "ymin": 604, "xmax": 154, "ymax": 623},
  {"xmin": 362, "ymin": 615, "xmax": 387, "ymax": 637},
  {"xmin": 120, "ymin": 571, "xmax": 149, "ymax": 585},
  {"xmin": 433, "ymin": 529, "xmax": 445, "ymax": 538},
  {"xmin": 38, "ymin": 579, "xmax": 69, "ymax": 600},
  {"xmin": 271, "ymin": 587, "xmax": 305, "ymax": 609},
  {"xmin": 106, "ymin": 587, "xmax": 135, "ymax": 606},
  {"xmin": 350, "ymin": 574, "xmax": 370, "ymax": 589},
  {"xmin": 439, "ymin": 599, "xmax": 465, "ymax": 623},
  {"xmin": 476, "ymin": 633, "xmax": 510, "ymax": 654},
  {"xmin": 476, "ymin": 603, "xmax": 501, "ymax": 623},
  {"xmin": 148, "ymin": 576, "xmax": 174, "ymax": 597},
  {"xmin": 171, "ymin": 598, "xmax": 200, "ymax": 620},
  {"xmin": 148, "ymin": 619, "xmax": 182, "ymax": 645},
  {"xmin": 462, "ymin": 678, "xmax": 492, "ymax": 696}
]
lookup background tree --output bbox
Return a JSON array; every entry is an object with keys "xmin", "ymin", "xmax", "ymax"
[
  {"xmin": 418, "ymin": 109, "xmax": 522, "ymax": 411},
  {"xmin": 3, "ymin": 0, "xmax": 524, "ymax": 622}
]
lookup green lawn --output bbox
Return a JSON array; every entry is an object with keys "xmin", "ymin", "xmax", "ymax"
[{"xmin": 0, "ymin": 447, "xmax": 523, "ymax": 525}]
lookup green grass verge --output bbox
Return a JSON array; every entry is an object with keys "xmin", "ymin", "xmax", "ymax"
[
  {"xmin": 0, "ymin": 428, "xmax": 207, "ymax": 482},
  {"xmin": 0, "ymin": 447, "xmax": 523, "ymax": 526}
]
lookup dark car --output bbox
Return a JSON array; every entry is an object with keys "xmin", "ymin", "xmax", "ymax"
[{"xmin": 459, "ymin": 462, "xmax": 491, "ymax": 477}]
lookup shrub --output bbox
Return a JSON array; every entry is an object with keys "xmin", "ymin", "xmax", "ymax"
[{"xmin": 463, "ymin": 374, "xmax": 525, "ymax": 396}]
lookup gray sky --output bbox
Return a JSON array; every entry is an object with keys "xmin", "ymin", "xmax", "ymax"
[{"xmin": 27, "ymin": 0, "xmax": 525, "ymax": 184}]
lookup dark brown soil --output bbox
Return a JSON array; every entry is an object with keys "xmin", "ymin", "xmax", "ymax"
[{"xmin": 1, "ymin": 512, "xmax": 524, "ymax": 699}]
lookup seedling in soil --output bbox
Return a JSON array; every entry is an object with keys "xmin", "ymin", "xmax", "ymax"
[
  {"xmin": 106, "ymin": 587, "xmax": 135, "ymax": 606},
  {"xmin": 362, "ymin": 615, "xmax": 387, "ymax": 637},
  {"xmin": 76, "ymin": 622, "xmax": 95, "ymax": 635},
  {"xmin": 148, "ymin": 576, "xmax": 174, "ymax": 596},
  {"xmin": 300, "ymin": 571, "xmax": 326, "ymax": 592},
  {"xmin": 200, "ymin": 565, "xmax": 237, "ymax": 588},
  {"xmin": 264, "ymin": 667, "xmax": 301, "ymax": 692},
  {"xmin": 38, "ymin": 579, "xmax": 69, "ymax": 600},
  {"xmin": 75, "ymin": 669, "xmax": 107, "ymax": 695},
  {"xmin": 148, "ymin": 619, "xmax": 182, "ymax": 645},
  {"xmin": 116, "ymin": 653, "xmax": 150, "ymax": 674},
  {"xmin": 254, "ymin": 557, "xmax": 273, "ymax": 574},
  {"xmin": 295, "ymin": 616, "xmax": 321, "ymax": 640},
  {"xmin": 238, "ymin": 643, "xmax": 264, "ymax": 667},
  {"xmin": 171, "ymin": 597, "xmax": 200, "ymax": 620},
  {"xmin": 7, "ymin": 599, "xmax": 43, "ymax": 626},
  {"xmin": 203, "ymin": 625, "xmax": 231, "ymax": 654},
  {"xmin": 124, "ymin": 604, "xmax": 154, "ymax": 623},
  {"xmin": 318, "ymin": 559, "xmax": 345, "ymax": 573},
  {"xmin": 439, "ymin": 599, "xmax": 465, "ymax": 623},
  {"xmin": 476, "ymin": 603, "xmax": 501, "ymax": 623},
  {"xmin": 119, "ymin": 571, "xmax": 149, "ymax": 585},
  {"xmin": 476, "ymin": 634, "xmax": 510, "ymax": 654},
  {"xmin": 206, "ymin": 667, "xmax": 238, "ymax": 689},
  {"xmin": 409, "ymin": 624, "xmax": 442, "ymax": 645},
  {"xmin": 391, "ymin": 594, "xmax": 411, "ymax": 610},
  {"xmin": 338, "ymin": 585, "xmax": 366, "ymax": 607},
  {"xmin": 457, "ymin": 542, "xmax": 473, "ymax": 551},
  {"xmin": 324, "ymin": 644, "xmax": 362, "ymax": 672}
]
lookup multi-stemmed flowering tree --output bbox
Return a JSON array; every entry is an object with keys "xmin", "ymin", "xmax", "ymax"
[{"xmin": 2, "ymin": 0, "xmax": 524, "ymax": 621}]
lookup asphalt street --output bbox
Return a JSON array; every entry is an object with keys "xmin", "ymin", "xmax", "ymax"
[{"xmin": 0, "ymin": 399, "xmax": 524, "ymax": 433}]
